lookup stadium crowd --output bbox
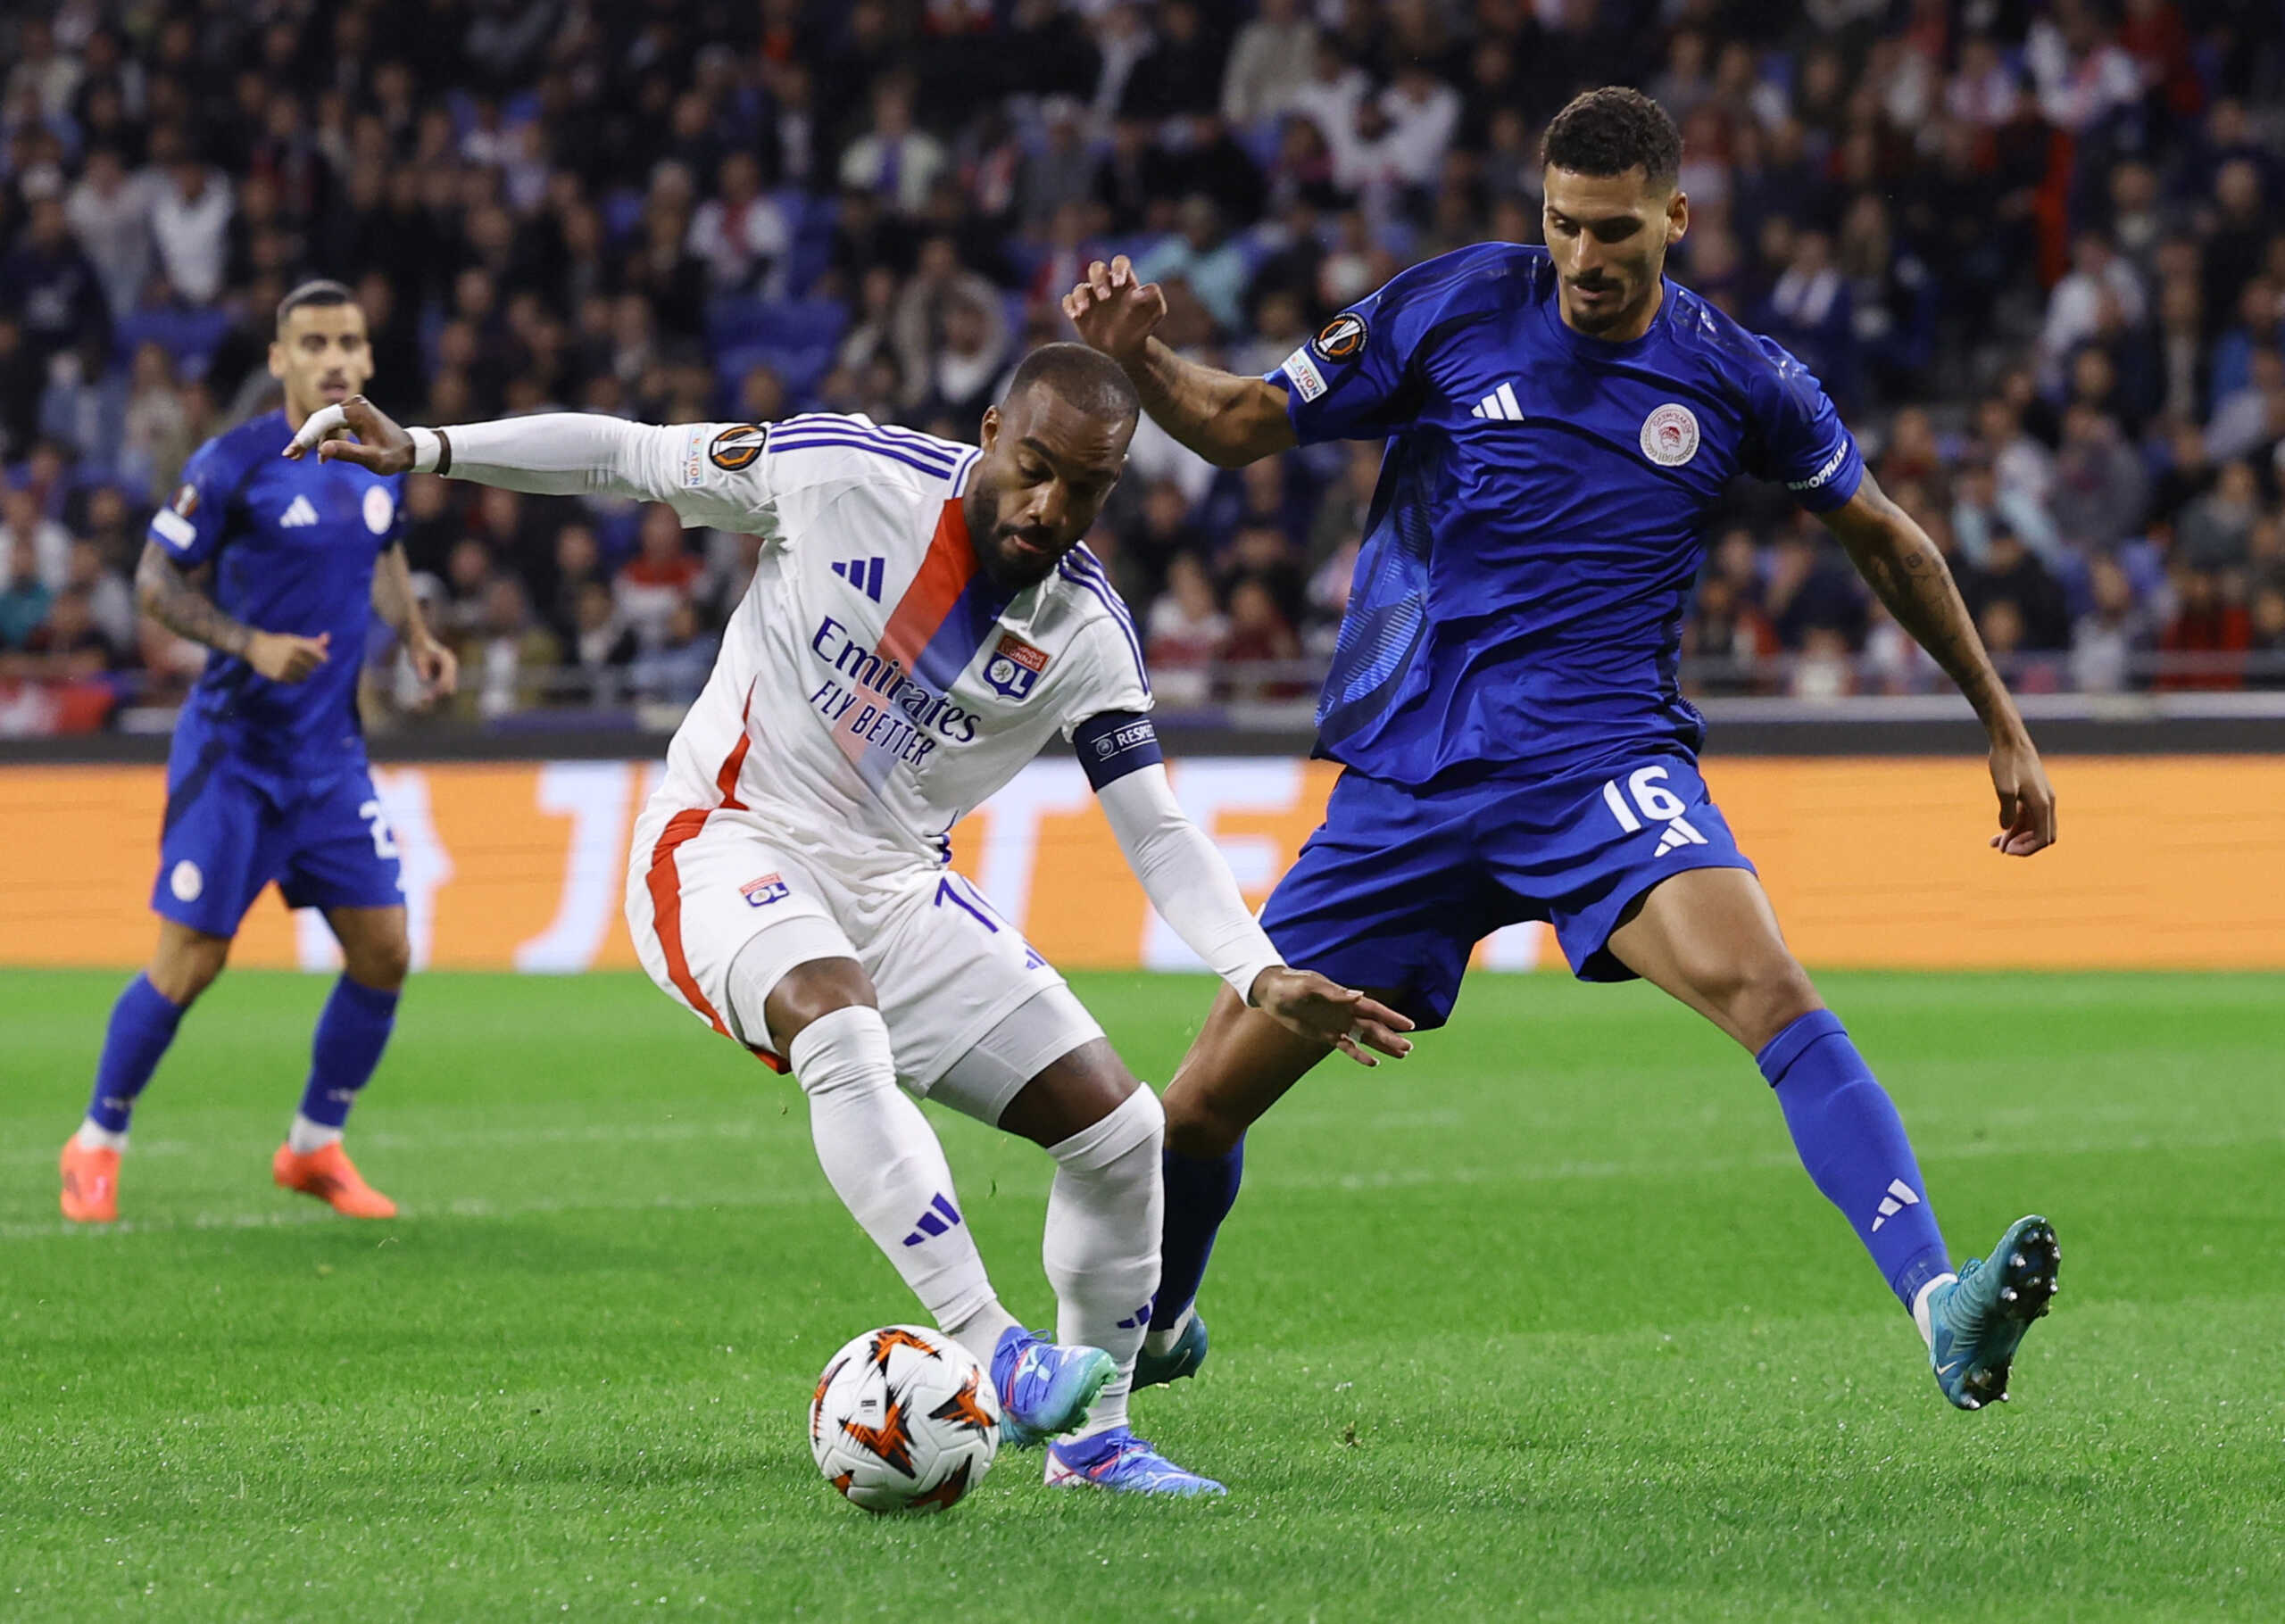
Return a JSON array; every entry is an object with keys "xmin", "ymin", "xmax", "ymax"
[{"xmin": 4, "ymin": 0, "xmax": 2285, "ymax": 735}]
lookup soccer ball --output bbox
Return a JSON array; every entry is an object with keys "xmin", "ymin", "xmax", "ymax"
[{"xmin": 809, "ymin": 1324, "xmax": 1001, "ymax": 1514}]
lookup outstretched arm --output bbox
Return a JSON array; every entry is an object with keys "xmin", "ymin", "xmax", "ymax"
[
  {"xmin": 136, "ymin": 542, "xmax": 331, "ymax": 683},
  {"xmin": 1818, "ymin": 472, "xmax": 2056, "ymax": 856},
  {"xmin": 1065, "ymin": 256, "xmax": 1297, "ymax": 468},
  {"xmin": 285, "ymin": 397, "xmax": 757, "ymax": 526},
  {"xmin": 1093, "ymin": 754, "xmax": 1413, "ymax": 1065}
]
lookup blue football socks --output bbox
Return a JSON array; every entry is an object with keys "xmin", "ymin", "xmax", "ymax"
[
  {"xmin": 1151, "ymin": 1139, "xmax": 1245, "ymax": 1334},
  {"xmin": 85, "ymin": 974, "xmax": 187, "ymax": 1134},
  {"xmin": 1758, "ymin": 1008, "xmax": 1951, "ymax": 1310},
  {"xmin": 297, "ymin": 975, "xmax": 400, "ymax": 1131}
]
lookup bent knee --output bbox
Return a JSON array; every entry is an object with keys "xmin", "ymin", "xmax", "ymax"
[
  {"xmin": 346, "ymin": 939, "xmax": 412, "ymax": 991},
  {"xmin": 1162, "ymin": 1082, "xmax": 1247, "ymax": 1161},
  {"xmin": 1694, "ymin": 953, "xmax": 1820, "ymax": 1051},
  {"xmin": 149, "ymin": 936, "xmax": 230, "ymax": 1005},
  {"xmin": 760, "ymin": 957, "xmax": 878, "ymax": 1054}
]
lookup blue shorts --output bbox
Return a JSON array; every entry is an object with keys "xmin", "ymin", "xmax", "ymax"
[
  {"xmin": 152, "ymin": 740, "xmax": 403, "ymax": 938},
  {"xmin": 1259, "ymin": 751, "xmax": 1755, "ymax": 1028}
]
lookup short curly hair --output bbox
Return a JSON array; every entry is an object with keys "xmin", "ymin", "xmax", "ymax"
[{"xmin": 1541, "ymin": 87, "xmax": 1683, "ymax": 190}]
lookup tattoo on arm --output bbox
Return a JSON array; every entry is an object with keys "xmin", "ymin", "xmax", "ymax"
[
  {"xmin": 136, "ymin": 541, "xmax": 253, "ymax": 658},
  {"xmin": 1826, "ymin": 476, "xmax": 2013, "ymax": 725},
  {"xmin": 1125, "ymin": 339, "xmax": 1295, "ymax": 468}
]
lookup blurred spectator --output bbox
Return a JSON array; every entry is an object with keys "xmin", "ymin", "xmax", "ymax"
[
  {"xmin": 1134, "ymin": 196, "xmax": 1250, "ymax": 337},
  {"xmin": 1, "ymin": 186, "xmax": 112, "ymax": 377},
  {"xmin": 1680, "ymin": 576, "xmax": 1778, "ymax": 694},
  {"xmin": 2040, "ymin": 233, "xmax": 2145, "ymax": 391},
  {"xmin": 2157, "ymin": 567, "xmax": 2252, "ymax": 690},
  {"xmin": 148, "ymin": 141, "xmax": 234, "ymax": 306},
  {"xmin": 2025, "ymin": 0, "xmax": 2143, "ymax": 133},
  {"xmin": 616, "ymin": 507, "xmax": 704, "ymax": 650},
  {"xmin": 0, "ymin": 534, "xmax": 55, "ymax": 649},
  {"xmin": 1766, "ymin": 527, "xmax": 1865, "ymax": 650},
  {"xmin": 2175, "ymin": 460, "xmax": 2261, "ymax": 572},
  {"xmin": 630, "ymin": 601, "xmax": 721, "ymax": 705},
  {"xmin": 922, "ymin": 291, "xmax": 1010, "ymax": 423},
  {"xmin": 1144, "ymin": 551, "xmax": 1227, "ymax": 708},
  {"xmin": 2047, "ymin": 405, "xmax": 2150, "ymax": 552},
  {"xmin": 0, "ymin": 485, "xmax": 71, "ymax": 592},
  {"xmin": 1222, "ymin": 0, "xmax": 1317, "ymax": 128},
  {"xmin": 456, "ymin": 573, "xmax": 564, "ymax": 722},
  {"xmin": 2206, "ymin": 348, "xmax": 2285, "ymax": 464},
  {"xmin": 2071, "ymin": 555, "xmax": 2151, "ymax": 693},
  {"xmin": 2249, "ymin": 580, "xmax": 2285, "ymax": 688},
  {"xmin": 567, "ymin": 579, "xmax": 637, "ymax": 705},
  {"xmin": 6, "ymin": 586, "xmax": 118, "ymax": 679},
  {"xmin": 839, "ymin": 75, "xmax": 946, "ymax": 217},
  {"xmin": 63, "ymin": 147, "xmax": 153, "ymax": 319},
  {"xmin": 63, "ymin": 537, "xmax": 136, "ymax": 653},
  {"xmin": 1790, "ymin": 626, "xmax": 1857, "ymax": 703},
  {"xmin": 1221, "ymin": 576, "xmax": 1304, "ymax": 701},
  {"xmin": 687, "ymin": 152, "xmax": 790, "ymax": 297},
  {"xmin": 1121, "ymin": 2, "xmax": 1222, "ymax": 123},
  {"xmin": 1965, "ymin": 527, "xmax": 2073, "ymax": 652}
]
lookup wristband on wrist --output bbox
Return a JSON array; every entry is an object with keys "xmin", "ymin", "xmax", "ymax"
[{"xmin": 408, "ymin": 427, "xmax": 453, "ymax": 476}]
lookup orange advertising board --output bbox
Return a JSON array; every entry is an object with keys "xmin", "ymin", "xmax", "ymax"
[{"xmin": 2, "ymin": 757, "xmax": 2281, "ymax": 972}]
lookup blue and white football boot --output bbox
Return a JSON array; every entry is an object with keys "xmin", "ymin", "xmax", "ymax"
[
  {"xmin": 990, "ymin": 1327, "xmax": 1117, "ymax": 1446},
  {"xmin": 1044, "ymin": 1428, "xmax": 1226, "ymax": 1496}
]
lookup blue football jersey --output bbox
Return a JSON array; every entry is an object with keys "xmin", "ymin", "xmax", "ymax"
[
  {"xmin": 1270, "ymin": 242, "xmax": 1864, "ymax": 785},
  {"xmin": 148, "ymin": 408, "xmax": 404, "ymax": 787}
]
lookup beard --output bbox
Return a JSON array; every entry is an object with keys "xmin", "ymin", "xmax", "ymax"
[{"xmin": 976, "ymin": 525, "xmax": 1065, "ymax": 590}]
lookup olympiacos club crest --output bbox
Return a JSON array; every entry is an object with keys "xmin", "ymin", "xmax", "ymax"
[{"xmin": 1639, "ymin": 402, "xmax": 1700, "ymax": 467}]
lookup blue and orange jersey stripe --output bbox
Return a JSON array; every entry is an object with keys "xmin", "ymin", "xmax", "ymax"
[{"xmin": 831, "ymin": 496, "xmax": 1010, "ymax": 788}]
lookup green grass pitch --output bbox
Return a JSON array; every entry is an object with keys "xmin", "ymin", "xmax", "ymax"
[{"xmin": 4, "ymin": 967, "xmax": 2281, "ymax": 1621}]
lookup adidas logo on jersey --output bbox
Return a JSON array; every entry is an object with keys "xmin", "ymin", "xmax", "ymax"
[
  {"xmin": 1653, "ymin": 816, "xmax": 1709, "ymax": 857},
  {"xmin": 1468, "ymin": 382, "xmax": 1525, "ymax": 421},
  {"xmin": 278, "ymin": 494, "xmax": 320, "ymax": 528},
  {"xmin": 831, "ymin": 557, "xmax": 886, "ymax": 602},
  {"xmin": 1869, "ymin": 1178, "xmax": 1922, "ymax": 1233}
]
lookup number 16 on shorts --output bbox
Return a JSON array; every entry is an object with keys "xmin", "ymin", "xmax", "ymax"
[{"xmin": 1600, "ymin": 764, "xmax": 1712, "ymax": 856}]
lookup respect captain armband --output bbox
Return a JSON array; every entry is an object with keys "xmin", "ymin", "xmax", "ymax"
[{"xmin": 1072, "ymin": 709, "xmax": 1163, "ymax": 790}]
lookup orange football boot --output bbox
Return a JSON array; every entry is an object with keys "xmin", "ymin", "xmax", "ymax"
[
  {"xmin": 271, "ymin": 1140, "xmax": 397, "ymax": 1218},
  {"xmin": 60, "ymin": 1138, "xmax": 120, "ymax": 1223}
]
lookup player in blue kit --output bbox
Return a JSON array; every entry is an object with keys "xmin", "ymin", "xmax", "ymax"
[
  {"xmin": 1069, "ymin": 88, "xmax": 2061, "ymax": 1411},
  {"xmin": 59, "ymin": 280, "xmax": 457, "ymax": 1224}
]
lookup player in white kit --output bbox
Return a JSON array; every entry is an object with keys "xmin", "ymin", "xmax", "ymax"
[{"xmin": 288, "ymin": 347, "xmax": 1413, "ymax": 1496}]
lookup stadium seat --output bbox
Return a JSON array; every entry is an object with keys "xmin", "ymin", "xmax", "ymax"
[
  {"xmin": 704, "ymin": 297, "xmax": 850, "ymax": 356},
  {"xmin": 113, "ymin": 308, "xmax": 234, "ymax": 379}
]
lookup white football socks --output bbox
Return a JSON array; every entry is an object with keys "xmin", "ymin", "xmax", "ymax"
[
  {"xmin": 786, "ymin": 1005, "xmax": 1005, "ymax": 1345},
  {"xmin": 75, "ymin": 1119, "xmax": 128, "ymax": 1153},
  {"xmin": 1142, "ymin": 1307, "xmax": 1193, "ymax": 1359},
  {"xmin": 1912, "ymin": 1272, "xmax": 1957, "ymax": 1350},
  {"xmin": 1040, "ymin": 1086, "xmax": 1165, "ymax": 1440},
  {"xmin": 287, "ymin": 1114, "xmax": 344, "ymax": 1155}
]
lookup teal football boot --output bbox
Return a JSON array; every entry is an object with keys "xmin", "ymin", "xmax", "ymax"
[
  {"xmin": 1133, "ymin": 1311, "xmax": 1209, "ymax": 1390},
  {"xmin": 1927, "ymin": 1215, "xmax": 2060, "ymax": 1409}
]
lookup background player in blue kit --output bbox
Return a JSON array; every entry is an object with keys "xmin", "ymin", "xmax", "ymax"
[
  {"xmin": 1069, "ymin": 88, "xmax": 2062, "ymax": 1412},
  {"xmin": 58, "ymin": 280, "xmax": 457, "ymax": 1225}
]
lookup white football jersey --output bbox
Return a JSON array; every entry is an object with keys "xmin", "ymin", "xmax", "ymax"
[{"xmin": 642, "ymin": 414, "xmax": 1151, "ymax": 878}]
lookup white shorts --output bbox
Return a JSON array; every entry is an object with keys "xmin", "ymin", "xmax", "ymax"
[{"xmin": 625, "ymin": 804, "xmax": 1104, "ymax": 1122}]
